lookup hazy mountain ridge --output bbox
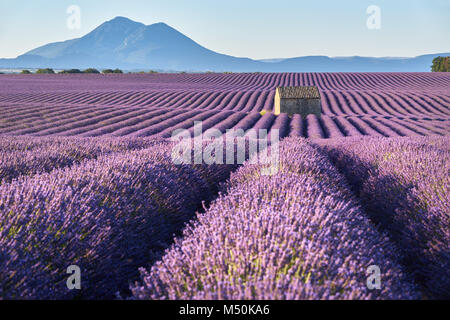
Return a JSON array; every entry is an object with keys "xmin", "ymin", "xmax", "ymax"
[{"xmin": 1, "ymin": 17, "xmax": 448, "ymax": 72}]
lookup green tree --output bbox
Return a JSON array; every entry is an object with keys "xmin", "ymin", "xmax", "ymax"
[
  {"xmin": 431, "ymin": 56, "xmax": 449, "ymax": 72},
  {"xmin": 36, "ymin": 68, "xmax": 55, "ymax": 74},
  {"xmin": 102, "ymin": 68, "xmax": 123, "ymax": 74},
  {"xmin": 59, "ymin": 69, "xmax": 82, "ymax": 74},
  {"xmin": 83, "ymin": 68, "xmax": 100, "ymax": 74},
  {"xmin": 21, "ymin": 70, "xmax": 32, "ymax": 74}
]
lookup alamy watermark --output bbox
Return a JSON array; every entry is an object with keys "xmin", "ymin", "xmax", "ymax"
[
  {"xmin": 66, "ymin": 265, "xmax": 81, "ymax": 290},
  {"xmin": 67, "ymin": 5, "xmax": 81, "ymax": 30},
  {"xmin": 171, "ymin": 121, "xmax": 280, "ymax": 176},
  {"xmin": 366, "ymin": 5, "xmax": 381, "ymax": 30},
  {"xmin": 366, "ymin": 265, "xmax": 381, "ymax": 290}
]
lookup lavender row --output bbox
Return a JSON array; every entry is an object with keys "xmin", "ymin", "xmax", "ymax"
[
  {"xmin": 317, "ymin": 136, "xmax": 449, "ymax": 298},
  {"xmin": 132, "ymin": 138, "xmax": 418, "ymax": 300},
  {"xmin": 0, "ymin": 102, "xmax": 447, "ymax": 138},
  {"xmin": 0, "ymin": 136, "xmax": 160, "ymax": 185},
  {"xmin": 1, "ymin": 88, "xmax": 448, "ymax": 123},
  {"xmin": 1, "ymin": 73, "xmax": 448, "ymax": 93},
  {"xmin": 0, "ymin": 140, "xmax": 240, "ymax": 299}
]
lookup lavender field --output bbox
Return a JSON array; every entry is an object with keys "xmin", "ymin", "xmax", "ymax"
[
  {"xmin": 1, "ymin": 73, "xmax": 449, "ymax": 138},
  {"xmin": 0, "ymin": 73, "xmax": 448, "ymax": 300}
]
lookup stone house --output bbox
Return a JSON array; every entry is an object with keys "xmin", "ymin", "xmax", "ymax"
[{"xmin": 274, "ymin": 86, "xmax": 321, "ymax": 117}]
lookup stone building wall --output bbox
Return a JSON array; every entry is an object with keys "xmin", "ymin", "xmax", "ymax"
[{"xmin": 274, "ymin": 98, "xmax": 321, "ymax": 117}]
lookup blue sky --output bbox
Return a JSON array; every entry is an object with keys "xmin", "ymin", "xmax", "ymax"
[{"xmin": 1, "ymin": 0, "xmax": 449, "ymax": 59}]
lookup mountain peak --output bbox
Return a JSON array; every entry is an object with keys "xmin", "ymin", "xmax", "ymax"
[
  {"xmin": 150, "ymin": 22, "xmax": 170, "ymax": 27},
  {"xmin": 146, "ymin": 21, "xmax": 178, "ymax": 32},
  {"xmin": 103, "ymin": 16, "xmax": 145, "ymax": 28},
  {"xmin": 108, "ymin": 16, "xmax": 138, "ymax": 24}
]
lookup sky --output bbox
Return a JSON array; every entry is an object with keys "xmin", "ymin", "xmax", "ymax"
[{"xmin": 1, "ymin": 0, "xmax": 449, "ymax": 59}]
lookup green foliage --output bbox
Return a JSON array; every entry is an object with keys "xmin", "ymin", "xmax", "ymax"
[
  {"xmin": 83, "ymin": 68, "xmax": 100, "ymax": 74},
  {"xmin": 126, "ymin": 70, "xmax": 157, "ymax": 74},
  {"xmin": 59, "ymin": 69, "xmax": 82, "ymax": 74},
  {"xmin": 36, "ymin": 68, "xmax": 55, "ymax": 74},
  {"xmin": 431, "ymin": 56, "xmax": 449, "ymax": 72},
  {"xmin": 21, "ymin": 70, "xmax": 32, "ymax": 74},
  {"xmin": 102, "ymin": 68, "xmax": 123, "ymax": 74}
]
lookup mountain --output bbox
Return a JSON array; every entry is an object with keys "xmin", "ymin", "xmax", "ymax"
[
  {"xmin": 0, "ymin": 17, "xmax": 261, "ymax": 71},
  {"xmin": 0, "ymin": 17, "xmax": 448, "ymax": 72},
  {"xmin": 267, "ymin": 54, "xmax": 449, "ymax": 72}
]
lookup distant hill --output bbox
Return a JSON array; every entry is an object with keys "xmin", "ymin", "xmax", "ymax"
[
  {"xmin": 1, "ymin": 16, "xmax": 448, "ymax": 72},
  {"xmin": 263, "ymin": 54, "xmax": 450, "ymax": 72}
]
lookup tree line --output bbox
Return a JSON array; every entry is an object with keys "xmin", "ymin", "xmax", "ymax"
[{"xmin": 20, "ymin": 68, "xmax": 124, "ymax": 74}]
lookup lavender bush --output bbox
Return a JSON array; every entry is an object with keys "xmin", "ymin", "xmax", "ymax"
[
  {"xmin": 0, "ymin": 140, "xmax": 238, "ymax": 299},
  {"xmin": 0, "ymin": 136, "xmax": 160, "ymax": 185},
  {"xmin": 132, "ymin": 138, "xmax": 419, "ymax": 300},
  {"xmin": 317, "ymin": 136, "xmax": 449, "ymax": 298}
]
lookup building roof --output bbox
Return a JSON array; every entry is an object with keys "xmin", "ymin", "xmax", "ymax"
[{"xmin": 276, "ymin": 86, "xmax": 320, "ymax": 99}]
